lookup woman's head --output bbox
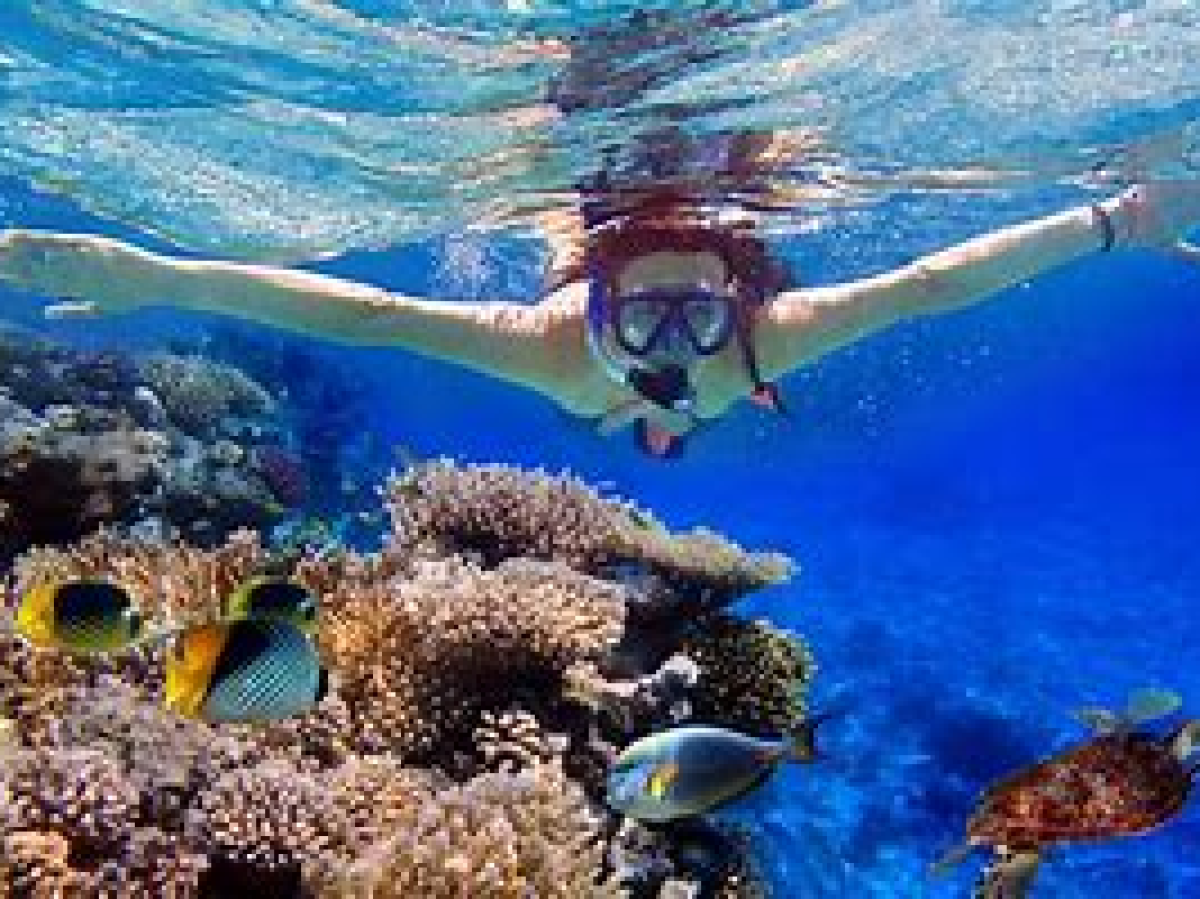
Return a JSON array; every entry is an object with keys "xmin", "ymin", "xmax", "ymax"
[{"xmin": 585, "ymin": 221, "xmax": 785, "ymax": 412}]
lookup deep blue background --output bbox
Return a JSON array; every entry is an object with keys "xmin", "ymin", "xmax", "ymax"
[{"xmin": 3, "ymin": 174, "xmax": 1200, "ymax": 896}]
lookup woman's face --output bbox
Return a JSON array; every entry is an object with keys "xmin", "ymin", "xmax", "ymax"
[{"xmin": 607, "ymin": 250, "xmax": 735, "ymax": 368}]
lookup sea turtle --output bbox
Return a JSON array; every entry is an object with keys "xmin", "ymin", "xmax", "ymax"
[{"xmin": 934, "ymin": 688, "xmax": 1200, "ymax": 898}]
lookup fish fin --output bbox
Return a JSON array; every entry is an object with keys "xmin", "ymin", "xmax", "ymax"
[
  {"xmin": 126, "ymin": 608, "xmax": 145, "ymax": 640},
  {"xmin": 1125, "ymin": 687, "xmax": 1182, "ymax": 725},
  {"xmin": 973, "ymin": 848, "xmax": 1041, "ymax": 899},
  {"xmin": 648, "ymin": 761, "xmax": 679, "ymax": 799},
  {"xmin": 928, "ymin": 841, "xmax": 974, "ymax": 879},
  {"xmin": 1072, "ymin": 706, "xmax": 1122, "ymax": 735},
  {"xmin": 14, "ymin": 582, "xmax": 57, "ymax": 647},
  {"xmin": 786, "ymin": 700, "xmax": 848, "ymax": 763},
  {"xmin": 1170, "ymin": 720, "xmax": 1200, "ymax": 763}
]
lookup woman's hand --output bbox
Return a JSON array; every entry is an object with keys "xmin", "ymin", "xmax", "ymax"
[
  {"xmin": 1112, "ymin": 181, "xmax": 1200, "ymax": 258},
  {"xmin": 0, "ymin": 230, "xmax": 152, "ymax": 317}
]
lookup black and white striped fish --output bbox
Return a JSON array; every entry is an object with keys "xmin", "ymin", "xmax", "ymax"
[{"xmin": 163, "ymin": 617, "xmax": 327, "ymax": 723}]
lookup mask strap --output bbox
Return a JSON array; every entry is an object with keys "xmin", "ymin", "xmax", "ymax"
[{"xmin": 733, "ymin": 285, "xmax": 787, "ymax": 415}]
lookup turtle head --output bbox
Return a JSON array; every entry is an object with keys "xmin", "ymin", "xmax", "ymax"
[{"xmin": 1168, "ymin": 720, "xmax": 1200, "ymax": 765}]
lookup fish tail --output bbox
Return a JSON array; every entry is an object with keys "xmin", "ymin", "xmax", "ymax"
[
  {"xmin": 786, "ymin": 711, "xmax": 831, "ymax": 763},
  {"xmin": 928, "ymin": 841, "xmax": 974, "ymax": 879}
]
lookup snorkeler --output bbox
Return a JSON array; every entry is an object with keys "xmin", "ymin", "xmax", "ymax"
[
  {"xmin": 1, "ymin": 179, "xmax": 1197, "ymax": 459},
  {"xmin": 1, "ymin": 8, "xmax": 1199, "ymax": 458}
]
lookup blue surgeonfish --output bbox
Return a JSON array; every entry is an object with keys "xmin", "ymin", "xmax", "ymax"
[
  {"xmin": 15, "ymin": 580, "xmax": 144, "ymax": 654},
  {"xmin": 164, "ymin": 618, "xmax": 327, "ymax": 724},
  {"xmin": 607, "ymin": 721, "xmax": 824, "ymax": 823},
  {"xmin": 220, "ymin": 576, "xmax": 319, "ymax": 636}
]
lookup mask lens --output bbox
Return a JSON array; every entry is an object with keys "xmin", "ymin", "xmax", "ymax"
[
  {"xmin": 615, "ymin": 297, "xmax": 671, "ymax": 354},
  {"xmin": 681, "ymin": 297, "xmax": 732, "ymax": 353}
]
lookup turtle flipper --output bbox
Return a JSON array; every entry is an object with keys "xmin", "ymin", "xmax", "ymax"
[
  {"xmin": 1073, "ymin": 688, "xmax": 1182, "ymax": 736},
  {"xmin": 972, "ymin": 848, "xmax": 1041, "ymax": 899},
  {"xmin": 1169, "ymin": 720, "xmax": 1200, "ymax": 763},
  {"xmin": 1073, "ymin": 706, "xmax": 1122, "ymax": 735},
  {"xmin": 1124, "ymin": 688, "xmax": 1182, "ymax": 725}
]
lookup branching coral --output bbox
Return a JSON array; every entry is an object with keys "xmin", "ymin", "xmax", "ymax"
[
  {"xmin": 186, "ymin": 760, "xmax": 345, "ymax": 895},
  {"xmin": 0, "ymin": 747, "xmax": 208, "ymax": 898},
  {"xmin": 8, "ymin": 527, "xmax": 268, "ymax": 628},
  {"xmin": 0, "ymin": 461, "xmax": 806, "ymax": 898},
  {"xmin": 319, "ymin": 556, "xmax": 626, "ymax": 763},
  {"xmin": 325, "ymin": 760, "xmax": 623, "ymax": 899}
]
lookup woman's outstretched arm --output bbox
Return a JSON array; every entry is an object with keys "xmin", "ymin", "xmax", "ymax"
[
  {"xmin": 0, "ymin": 230, "xmax": 570, "ymax": 392},
  {"xmin": 758, "ymin": 182, "xmax": 1200, "ymax": 379}
]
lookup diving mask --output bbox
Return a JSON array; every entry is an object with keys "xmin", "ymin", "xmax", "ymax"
[{"xmin": 608, "ymin": 286, "xmax": 736, "ymax": 358}]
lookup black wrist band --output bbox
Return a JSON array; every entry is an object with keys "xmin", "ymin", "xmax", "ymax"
[{"xmin": 1091, "ymin": 203, "xmax": 1116, "ymax": 252}]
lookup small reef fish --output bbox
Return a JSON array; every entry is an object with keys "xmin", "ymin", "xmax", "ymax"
[
  {"xmin": 220, "ymin": 576, "xmax": 318, "ymax": 636},
  {"xmin": 164, "ymin": 618, "xmax": 328, "ymax": 724},
  {"xmin": 607, "ymin": 721, "xmax": 824, "ymax": 823},
  {"xmin": 15, "ymin": 580, "xmax": 144, "ymax": 653}
]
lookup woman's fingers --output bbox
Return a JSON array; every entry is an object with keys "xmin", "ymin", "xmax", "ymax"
[
  {"xmin": 1173, "ymin": 239, "xmax": 1200, "ymax": 264},
  {"xmin": 43, "ymin": 299, "xmax": 102, "ymax": 319}
]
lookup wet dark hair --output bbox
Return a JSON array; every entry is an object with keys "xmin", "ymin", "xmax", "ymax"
[{"xmin": 543, "ymin": 188, "xmax": 796, "ymax": 301}]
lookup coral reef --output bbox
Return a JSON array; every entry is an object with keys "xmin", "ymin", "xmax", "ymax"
[
  {"xmin": 0, "ymin": 325, "xmax": 310, "ymax": 565},
  {"xmin": 0, "ymin": 460, "xmax": 811, "ymax": 897},
  {"xmin": 682, "ymin": 614, "xmax": 818, "ymax": 739},
  {"xmin": 386, "ymin": 460, "xmax": 791, "ymax": 607},
  {"xmin": 137, "ymin": 353, "xmax": 274, "ymax": 440}
]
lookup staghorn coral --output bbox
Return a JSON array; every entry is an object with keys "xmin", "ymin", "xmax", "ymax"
[
  {"xmin": 0, "ymin": 461, "xmax": 805, "ymax": 898},
  {"xmin": 324, "ymin": 760, "xmax": 624, "ymax": 899},
  {"xmin": 320, "ymin": 555, "xmax": 626, "ymax": 764},
  {"xmin": 186, "ymin": 760, "xmax": 345, "ymax": 896},
  {"xmin": 0, "ymin": 748, "xmax": 140, "ymax": 858},
  {"xmin": 474, "ymin": 709, "xmax": 571, "ymax": 774},
  {"xmin": 385, "ymin": 460, "xmax": 791, "ymax": 609},
  {"xmin": 683, "ymin": 614, "xmax": 817, "ymax": 739}
]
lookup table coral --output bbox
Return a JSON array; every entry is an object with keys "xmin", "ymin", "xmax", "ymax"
[{"xmin": 385, "ymin": 460, "xmax": 792, "ymax": 607}]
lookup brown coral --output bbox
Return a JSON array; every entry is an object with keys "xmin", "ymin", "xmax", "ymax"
[
  {"xmin": 9, "ymin": 527, "xmax": 268, "ymax": 629},
  {"xmin": 384, "ymin": 461, "xmax": 791, "ymax": 610},
  {"xmin": 0, "ymin": 418, "xmax": 166, "ymax": 559},
  {"xmin": 325, "ymin": 760, "xmax": 623, "ymax": 899},
  {"xmin": 320, "ymin": 556, "xmax": 626, "ymax": 763},
  {"xmin": 186, "ymin": 760, "xmax": 343, "ymax": 895},
  {"xmin": 683, "ymin": 614, "xmax": 817, "ymax": 739},
  {"xmin": 0, "ymin": 460, "xmax": 808, "ymax": 899},
  {"xmin": 0, "ymin": 748, "xmax": 139, "ymax": 858}
]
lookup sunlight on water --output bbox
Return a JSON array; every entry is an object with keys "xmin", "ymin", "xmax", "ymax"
[{"xmin": 0, "ymin": 1, "xmax": 1197, "ymax": 266}]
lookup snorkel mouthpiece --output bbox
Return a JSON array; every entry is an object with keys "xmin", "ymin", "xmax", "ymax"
[{"xmin": 628, "ymin": 364, "xmax": 694, "ymax": 412}]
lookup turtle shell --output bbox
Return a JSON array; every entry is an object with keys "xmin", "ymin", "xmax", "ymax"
[{"xmin": 968, "ymin": 732, "xmax": 1192, "ymax": 847}]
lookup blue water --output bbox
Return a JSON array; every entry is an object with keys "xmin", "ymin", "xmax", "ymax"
[{"xmin": 3, "ymin": 3, "xmax": 1200, "ymax": 897}]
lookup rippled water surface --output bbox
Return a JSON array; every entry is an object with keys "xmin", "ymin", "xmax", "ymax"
[{"xmin": 2, "ymin": 1, "xmax": 1198, "ymax": 267}]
